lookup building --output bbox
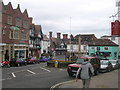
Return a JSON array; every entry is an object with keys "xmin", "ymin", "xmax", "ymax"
[
  {"xmin": 88, "ymin": 39, "xmax": 119, "ymax": 60},
  {"xmin": 41, "ymin": 34, "xmax": 50, "ymax": 54},
  {"xmin": 29, "ymin": 23, "xmax": 43, "ymax": 59},
  {"xmin": 0, "ymin": 0, "xmax": 2, "ymax": 62},
  {"xmin": 101, "ymin": 35, "xmax": 120, "ymax": 59},
  {"xmin": 74, "ymin": 34, "xmax": 97, "ymax": 54},
  {"xmin": 2, "ymin": 2, "xmax": 31, "ymax": 61},
  {"xmin": 111, "ymin": 20, "xmax": 120, "ymax": 35}
]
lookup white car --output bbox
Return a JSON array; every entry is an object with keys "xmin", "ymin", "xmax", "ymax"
[
  {"xmin": 100, "ymin": 60, "xmax": 113, "ymax": 72},
  {"xmin": 109, "ymin": 60, "xmax": 119, "ymax": 69}
]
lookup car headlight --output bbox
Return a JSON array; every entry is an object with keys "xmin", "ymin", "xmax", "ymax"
[{"xmin": 68, "ymin": 67, "xmax": 71, "ymax": 69}]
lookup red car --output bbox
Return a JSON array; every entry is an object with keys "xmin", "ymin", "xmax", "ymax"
[
  {"xmin": 1, "ymin": 61, "xmax": 10, "ymax": 67},
  {"xmin": 26, "ymin": 57, "xmax": 40, "ymax": 64},
  {"xmin": 67, "ymin": 56, "xmax": 101, "ymax": 76}
]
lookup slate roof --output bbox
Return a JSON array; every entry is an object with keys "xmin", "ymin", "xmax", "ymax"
[{"xmin": 88, "ymin": 39, "xmax": 119, "ymax": 46}]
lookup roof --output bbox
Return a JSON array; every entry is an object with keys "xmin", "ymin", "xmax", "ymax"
[
  {"xmin": 42, "ymin": 35, "xmax": 49, "ymax": 41},
  {"xmin": 88, "ymin": 39, "xmax": 119, "ymax": 46},
  {"xmin": 75, "ymin": 34, "xmax": 97, "ymax": 45}
]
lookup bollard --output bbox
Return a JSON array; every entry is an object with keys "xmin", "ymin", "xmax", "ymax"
[{"xmin": 54, "ymin": 61, "xmax": 58, "ymax": 68}]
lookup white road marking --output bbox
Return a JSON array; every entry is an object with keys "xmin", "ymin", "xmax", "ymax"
[
  {"xmin": 50, "ymin": 80, "xmax": 75, "ymax": 90},
  {"xmin": 11, "ymin": 73, "xmax": 16, "ymax": 77},
  {"xmin": 40, "ymin": 67, "xmax": 51, "ymax": 72},
  {"xmin": 27, "ymin": 70, "xmax": 36, "ymax": 74}
]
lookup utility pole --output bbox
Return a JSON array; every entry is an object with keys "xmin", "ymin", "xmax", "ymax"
[
  {"xmin": 116, "ymin": 0, "xmax": 120, "ymax": 21},
  {"xmin": 69, "ymin": 17, "xmax": 71, "ymax": 61}
]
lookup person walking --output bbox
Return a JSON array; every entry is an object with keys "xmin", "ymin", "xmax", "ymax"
[{"xmin": 76, "ymin": 59, "xmax": 94, "ymax": 89}]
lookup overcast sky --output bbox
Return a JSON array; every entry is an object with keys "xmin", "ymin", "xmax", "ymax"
[{"xmin": 3, "ymin": 0, "xmax": 118, "ymax": 38}]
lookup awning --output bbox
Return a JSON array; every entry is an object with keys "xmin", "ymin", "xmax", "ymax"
[{"xmin": 10, "ymin": 26, "xmax": 20, "ymax": 30}]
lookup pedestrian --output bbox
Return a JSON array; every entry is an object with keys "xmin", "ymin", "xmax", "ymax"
[{"xmin": 76, "ymin": 58, "xmax": 94, "ymax": 89}]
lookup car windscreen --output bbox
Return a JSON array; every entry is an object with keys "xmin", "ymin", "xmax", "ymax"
[
  {"xmin": 76, "ymin": 58, "xmax": 84, "ymax": 64},
  {"xmin": 101, "ymin": 60, "xmax": 108, "ymax": 65},
  {"xmin": 109, "ymin": 61, "xmax": 116, "ymax": 64}
]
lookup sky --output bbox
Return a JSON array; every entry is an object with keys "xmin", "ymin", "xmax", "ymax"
[{"xmin": 3, "ymin": 0, "xmax": 118, "ymax": 38}]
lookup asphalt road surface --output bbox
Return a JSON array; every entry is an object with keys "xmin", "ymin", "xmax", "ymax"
[{"xmin": 2, "ymin": 63, "xmax": 74, "ymax": 88}]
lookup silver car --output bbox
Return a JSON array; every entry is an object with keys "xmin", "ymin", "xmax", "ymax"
[{"xmin": 109, "ymin": 60, "xmax": 119, "ymax": 69}]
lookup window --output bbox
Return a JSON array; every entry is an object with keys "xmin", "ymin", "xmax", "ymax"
[
  {"xmin": 21, "ymin": 31, "xmax": 28, "ymax": 40},
  {"xmin": 104, "ymin": 47, "xmax": 108, "ymax": 50},
  {"xmin": 10, "ymin": 30, "xmax": 14, "ymax": 39},
  {"xmin": 7, "ymin": 15, "xmax": 12, "ymax": 25},
  {"xmin": 23, "ymin": 20, "xmax": 29, "ymax": 29},
  {"xmin": 14, "ymin": 31, "xmax": 19, "ymax": 39},
  {"xmin": 16, "ymin": 18, "xmax": 22, "ymax": 27}
]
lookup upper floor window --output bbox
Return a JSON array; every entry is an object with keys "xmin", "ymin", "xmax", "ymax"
[
  {"xmin": 7, "ymin": 15, "xmax": 12, "ymax": 25},
  {"xmin": 21, "ymin": 31, "xmax": 28, "ymax": 40},
  {"xmin": 9, "ymin": 30, "xmax": 19, "ymax": 39},
  {"xmin": 10, "ymin": 30, "xmax": 14, "ymax": 39},
  {"xmin": 14, "ymin": 31, "xmax": 19, "ymax": 39},
  {"xmin": 23, "ymin": 20, "xmax": 29, "ymax": 29},
  {"xmin": 16, "ymin": 18, "xmax": 22, "ymax": 27}
]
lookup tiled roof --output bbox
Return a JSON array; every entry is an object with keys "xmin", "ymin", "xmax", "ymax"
[
  {"xmin": 88, "ymin": 39, "xmax": 119, "ymax": 46},
  {"xmin": 42, "ymin": 35, "xmax": 49, "ymax": 41}
]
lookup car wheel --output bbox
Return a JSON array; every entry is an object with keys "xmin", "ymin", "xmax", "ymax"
[
  {"xmin": 68, "ymin": 72, "xmax": 73, "ymax": 77},
  {"xmin": 25, "ymin": 63, "xmax": 27, "ymax": 66},
  {"xmin": 94, "ymin": 69, "xmax": 99, "ymax": 75}
]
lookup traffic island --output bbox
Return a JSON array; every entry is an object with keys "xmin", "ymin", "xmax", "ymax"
[{"xmin": 47, "ymin": 60, "xmax": 75, "ymax": 68}]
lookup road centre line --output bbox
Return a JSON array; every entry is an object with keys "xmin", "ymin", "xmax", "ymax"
[
  {"xmin": 40, "ymin": 67, "xmax": 51, "ymax": 72},
  {"xmin": 27, "ymin": 70, "xmax": 36, "ymax": 74},
  {"xmin": 11, "ymin": 73, "xmax": 16, "ymax": 78}
]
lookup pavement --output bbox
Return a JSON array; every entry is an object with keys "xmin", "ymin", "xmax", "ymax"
[{"xmin": 54, "ymin": 69, "xmax": 119, "ymax": 89}]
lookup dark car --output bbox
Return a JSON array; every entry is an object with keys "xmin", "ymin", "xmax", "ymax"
[
  {"xmin": 67, "ymin": 56, "xmax": 101, "ymax": 77},
  {"xmin": 99, "ymin": 60, "xmax": 113, "ymax": 72},
  {"xmin": 26, "ymin": 57, "xmax": 40, "ymax": 64},
  {"xmin": 40, "ymin": 56, "xmax": 51, "ymax": 62},
  {"xmin": 10, "ymin": 58, "xmax": 27, "ymax": 67}
]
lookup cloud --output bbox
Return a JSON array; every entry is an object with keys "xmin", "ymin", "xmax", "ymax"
[{"xmin": 3, "ymin": 0, "xmax": 117, "ymax": 38}]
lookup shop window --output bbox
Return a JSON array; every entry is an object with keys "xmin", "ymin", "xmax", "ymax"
[
  {"xmin": 15, "ymin": 50, "xmax": 26, "ymax": 59},
  {"xmin": 7, "ymin": 15, "xmax": 12, "ymax": 25},
  {"xmin": 114, "ymin": 52, "xmax": 117, "ymax": 57}
]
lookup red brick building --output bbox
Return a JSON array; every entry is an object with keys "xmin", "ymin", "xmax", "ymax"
[
  {"xmin": 1, "ymin": 2, "xmax": 31, "ymax": 61},
  {"xmin": 111, "ymin": 20, "xmax": 120, "ymax": 35}
]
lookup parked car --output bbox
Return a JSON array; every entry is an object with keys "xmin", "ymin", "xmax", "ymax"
[
  {"xmin": 10, "ymin": 58, "xmax": 27, "ymax": 67},
  {"xmin": 26, "ymin": 57, "xmax": 40, "ymax": 64},
  {"xmin": 109, "ymin": 60, "xmax": 119, "ymax": 69},
  {"xmin": 67, "ymin": 56, "xmax": 101, "ymax": 77},
  {"xmin": 1, "ymin": 61, "xmax": 10, "ymax": 68},
  {"xmin": 40, "ymin": 56, "xmax": 51, "ymax": 62},
  {"xmin": 99, "ymin": 60, "xmax": 113, "ymax": 72}
]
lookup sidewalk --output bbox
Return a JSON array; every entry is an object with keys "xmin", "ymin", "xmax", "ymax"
[{"xmin": 58, "ymin": 70, "xmax": 118, "ymax": 88}]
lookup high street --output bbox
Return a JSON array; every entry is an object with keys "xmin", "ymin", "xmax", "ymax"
[{"xmin": 2, "ymin": 63, "xmax": 74, "ymax": 88}]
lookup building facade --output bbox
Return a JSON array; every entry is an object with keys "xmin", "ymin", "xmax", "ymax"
[
  {"xmin": 88, "ymin": 39, "xmax": 119, "ymax": 60},
  {"xmin": 2, "ymin": 2, "xmax": 30, "ymax": 61},
  {"xmin": 0, "ymin": 0, "xmax": 2, "ymax": 62},
  {"xmin": 29, "ymin": 23, "xmax": 43, "ymax": 59}
]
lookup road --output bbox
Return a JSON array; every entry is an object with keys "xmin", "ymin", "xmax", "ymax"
[{"xmin": 2, "ymin": 63, "xmax": 74, "ymax": 89}]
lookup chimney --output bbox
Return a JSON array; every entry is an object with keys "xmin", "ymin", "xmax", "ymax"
[
  {"xmin": 49, "ymin": 32, "xmax": 52, "ymax": 39},
  {"xmin": 63, "ymin": 34, "xmax": 68, "ymax": 39},
  {"xmin": 29, "ymin": 17, "xmax": 33, "ymax": 24},
  {"xmin": 57, "ymin": 32, "xmax": 61, "ymax": 39}
]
